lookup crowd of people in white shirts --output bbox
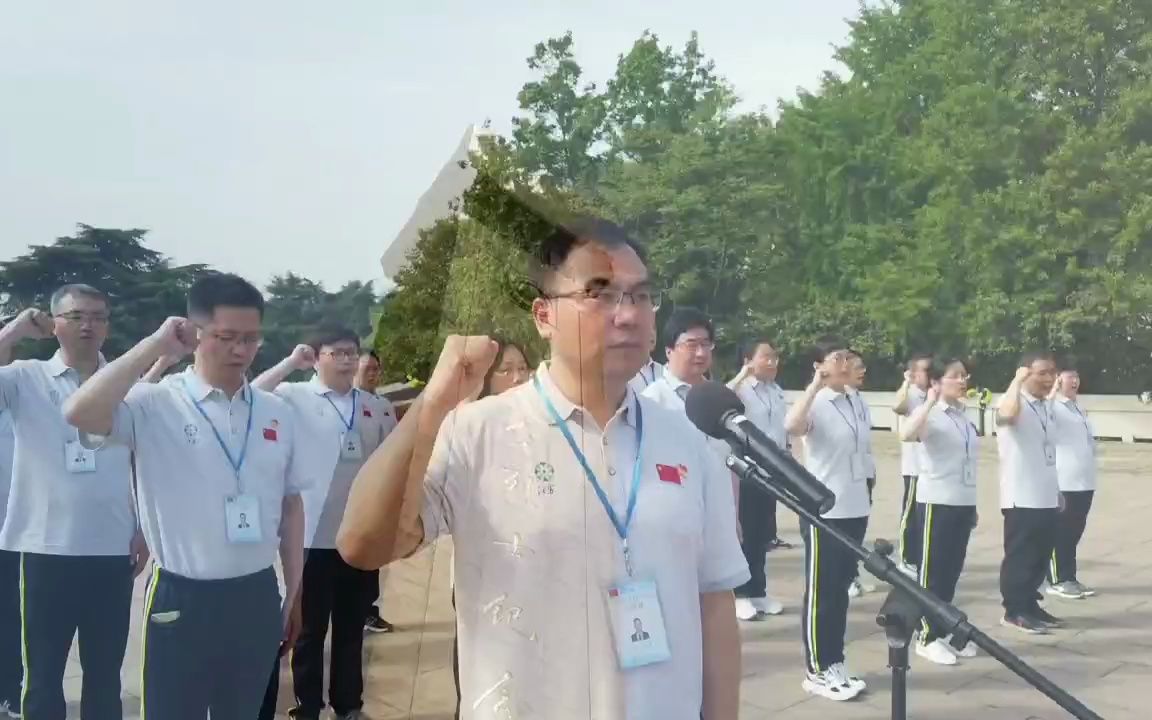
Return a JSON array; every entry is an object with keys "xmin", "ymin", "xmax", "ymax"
[{"xmin": 0, "ymin": 216, "xmax": 1100, "ymax": 719}]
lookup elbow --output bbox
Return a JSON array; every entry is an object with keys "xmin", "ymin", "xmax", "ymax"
[
  {"xmin": 899, "ymin": 429, "xmax": 916, "ymax": 443},
  {"xmin": 336, "ymin": 528, "xmax": 388, "ymax": 571},
  {"xmin": 61, "ymin": 398, "xmax": 95, "ymax": 434}
]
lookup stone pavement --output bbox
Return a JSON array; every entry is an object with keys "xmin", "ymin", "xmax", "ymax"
[{"xmin": 62, "ymin": 433, "xmax": 1151, "ymax": 719}]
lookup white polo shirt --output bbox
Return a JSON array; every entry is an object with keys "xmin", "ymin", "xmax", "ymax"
[
  {"xmin": 421, "ymin": 365, "xmax": 748, "ymax": 720},
  {"xmin": 899, "ymin": 386, "xmax": 928, "ymax": 476},
  {"xmin": 0, "ymin": 353, "xmax": 135, "ymax": 556},
  {"xmin": 996, "ymin": 391, "xmax": 1060, "ymax": 509},
  {"xmin": 110, "ymin": 368, "xmax": 311, "ymax": 579},
  {"xmin": 0, "ymin": 412, "xmax": 15, "ymax": 534},
  {"xmin": 641, "ymin": 371, "xmax": 732, "ymax": 470},
  {"xmin": 800, "ymin": 388, "xmax": 871, "ymax": 519},
  {"xmin": 916, "ymin": 403, "xmax": 978, "ymax": 506},
  {"xmin": 733, "ymin": 378, "xmax": 787, "ymax": 449},
  {"xmin": 627, "ymin": 359, "xmax": 665, "ymax": 396},
  {"xmin": 272, "ymin": 378, "xmax": 397, "ymax": 549},
  {"xmin": 848, "ymin": 388, "xmax": 877, "ymax": 480},
  {"xmin": 1052, "ymin": 396, "xmax": 1096, "ymax": 492}
]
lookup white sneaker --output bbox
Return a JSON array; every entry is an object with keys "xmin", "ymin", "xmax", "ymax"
[
  {"xmin": 944, "ymin": 634, "xmax": 977, "ymax": 658},
  {"xmin": 828, "ymin": 662, "xmax": 866, "ymax": 693},
  {"xmin": 858, "ymin": 578, "xmax": 878, "ymax": 593},
  {"xmin": 735, "ymin": 597, "xmax": 759, "ymax": 621},
  {"xmin": 802, "ymin": 668, "xmax": 861, "ymax": 702},
  {"xmin": 897, "ymin": 563, "xmax": 919, "ymax": 579},
  {"xmin": 916, "ymin": 639, "xmax": 958, "ymax": 666},
  {"xmin": 751, "ymin": 596, "xmax": 784, "ymax": 615},
  {"xmin": 847, "ymin": 580, "xmax": 863, "ymax": 599}
]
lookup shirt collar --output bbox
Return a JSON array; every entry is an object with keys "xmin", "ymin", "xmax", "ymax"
[
  {"xmin": 662, "ymin": 369, "xmax": 692, "ymax": 394},
  {"xmin": 181, "ymin": 366, "xmax": 251, "ymax": 404},
  {"xmin": 534, "ymin": 362, "xmax": 638, "ymax": 429},
  {"xmin": 1021, "ymin": 390, "xmax": 1045, "ymax": 404},
  {"xmin": 45, "ymin": 350, "xmax": 106, "ymax": 378},
  {"xmin": 748, "ymin": 377, "xmax": 777, "ymax": 392},
  {"xmin": 308, "ymin": 375, "xmax": 355, "ymax": 399}
]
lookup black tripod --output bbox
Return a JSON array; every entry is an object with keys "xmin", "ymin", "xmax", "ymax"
[{"xmin": 727, "ymin": 455, "xmax": 1103, "ymax": 720}]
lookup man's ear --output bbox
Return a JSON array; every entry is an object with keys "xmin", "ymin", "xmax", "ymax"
[{"xmin": 532, "ymin": 298, "xmax": 554, "ymax": 339}]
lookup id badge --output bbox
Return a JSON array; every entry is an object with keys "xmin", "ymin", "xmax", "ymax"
[
  {"xmin": 1043, "ymin": 441, "xmax": 1057, "ymax": 466},
  {"xmin": 64, "ymin": 440, "xmax": 97, "ymax": 474},
  {"xmin": 607, "ymin": 580, "xmax": 671, "ymax": 670},
  {"xmin": 849, "ymin": 452, "xmax": 866, "ymax": 483},
  {"xmin": 224, "ymin": 494, "xmax": 263, "ymax": 544},
  {"xmin": 962, "ymin": 461, "xmax": 976, "ymax": 487},
  {"xmin": 340, "ymin": 433, "xmax": 363, "ymax": 461}
]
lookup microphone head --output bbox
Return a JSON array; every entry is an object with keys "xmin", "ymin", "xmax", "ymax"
[{"xmin": 685, "ymin": 381, "xmax": 745, "ymax": 439}]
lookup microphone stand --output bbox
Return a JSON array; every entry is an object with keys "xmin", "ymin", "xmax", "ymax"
[{"xmin": 725, "ymin": 455, "xmax": 1103, "ymax": 720}]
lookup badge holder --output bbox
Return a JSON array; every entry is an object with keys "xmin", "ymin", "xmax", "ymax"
[{"xmin": 725, "ymin": 454, "xmax": 1103, "ymax": 720}]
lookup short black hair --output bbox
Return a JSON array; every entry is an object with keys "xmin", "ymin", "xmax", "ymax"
[
  {"xmin": 187, "ymin": 273, "xmax": 265, "ymax": 319},
  {"xmin": 1057, "ymin": 355, "xmax": 1079, "ymax": 373},
  {"xmin": 663, "ymin": 306, "xmax": 713, "ymax": 349},
  {"xmin": 741, "ymin": 338, "xmax": 776, "ymax": 361},
  {"xmin": 531, "ymin": 215, "xmax": 647, "ymax": 295},
  {"xmin": 306, "ymin": 325, "xmax": 360, "ymax": 355},
  {"xmin": 808, "ymin": 335, "xmax": 849, "ymax": 365},
  {"xmin": 906, "ymin": 352, "xmax": 934, "ymax": 369},
  {"xmin": 928, "ymin": 357, "xmax": 967, "ymax": 382},
  {"xmin": 1019, "ymin": 349, "xmax": 1056, "ymax": 368}
]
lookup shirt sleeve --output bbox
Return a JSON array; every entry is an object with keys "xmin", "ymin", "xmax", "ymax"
[
  {"xmin": 282, "ymin": 410, "xmax": 312, "ymax": 495},
  {"xmin": 697, "ymin": 433, "xmax": 751, "ymax": 593},
  {"xmin": 109, "ymin": 382, "xmax": 167, "ymax": 449},
  {"xmin": 419, "ymin": 407, "xmax": 471, "ymax": 546},
  {"xmin": 0, "ymin": 364, "xmax": 23, "ymax": 412}
]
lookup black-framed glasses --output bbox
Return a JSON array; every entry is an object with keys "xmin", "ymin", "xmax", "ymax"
[
  {"xmin": 676, "ymin": 339, "xmax": 715, "ymax": 353},
  {"xmin": 548, "ymin": 287, "xmax": 663, "ymax": 312},
  {"xmin": 320, "ymin": 350, "xmax": 359, "ymax": 361},
  {"xmin": 55, "ymin": 312, "xmax": 109, "ymax": 326}
]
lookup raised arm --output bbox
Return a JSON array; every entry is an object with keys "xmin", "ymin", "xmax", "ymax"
[
  {"xmin": 995, "ymin": 366, "xmax": 1032, "ymax": 427},
  {"xmin": 0, "ymin": 309, "xmax": 53, "ymax": 366},
  {"xmin": 725, "ymin": 363, "xmax": 753, "ymax": 391},
  {"xmin": 64, "ymin": 317, "xmax": 196, "ymax": 435},
  {"xmin": 784, "ymin": 369, "xmax": 826, "ymax": 437},
  {"xmin": 140, "ymin": 354, "xmax": 183, "ymax": 384},
  {"xmin": 253, "ymin": 344, "xmax": 316, "ymax": 392},
  {"xmin": 893, "ymin": 370, "xmax": 914, "ymax": 416},
  {"xmin": 899, "ymin": 384, "xmax": 939, "ymax": 441},
  {"xmin": 337, "ymin": 335, "xmax": 497, "ymax": 570}
]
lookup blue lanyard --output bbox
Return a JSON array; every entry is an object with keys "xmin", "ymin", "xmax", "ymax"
[
  {"xmin": 184, "ymin": 381, "xmax": 254, "ymax": 489},
  {"xmin": 944, "ymin": 407, "xmax": 973, "ymax": 460},
  {"xmin": 533, "ymin": 374, "xmax": 644, "ymax": 576},
  {"xmin": 323, "ymin": 389, "xmax": 358, "ymax": 432}
]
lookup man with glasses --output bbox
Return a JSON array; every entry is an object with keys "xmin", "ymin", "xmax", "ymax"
[
  {"xmin": 253, "ymin": 327, "xmax": 397, "ymax": 720},
  {"xmin": 64, "ymin": 273, "xmax": 309, "ymax": 719},
  {"xmin": 0, "ymin": 285, "xmax": 146, "ymax": 720},
  {"xmin": 338, "ymin": 217, "xmax": 748, "ymax": 719}
]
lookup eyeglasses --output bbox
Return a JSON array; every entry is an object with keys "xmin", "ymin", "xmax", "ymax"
[
  {"xmin": 677, "ymin": 339, "xmax": 715, "ymax": 353},
  {"xmin": 493, "ymin": 366, "xmax": 530, "ymax": 377},
  {"xmin": 55, "ymin": 312, "xmax": 109, "ymax": 326},
  {"xmin": 320, "ymin": 350, "xmax": 359, "ymax": 361},
  {"xmin": 549, "ymin": 287, "xmax": 662, "ymax": 312},
  {"xmin": 202, "ymin": 331, "xmax": 263, "ymax": 348}
]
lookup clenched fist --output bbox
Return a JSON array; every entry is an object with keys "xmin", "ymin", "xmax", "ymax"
[
  {"xmin": 150, "ymin": 317, "xmax": 197, "ymax": 359},
  {"xmin": 289, "ymin": 344, "xmax": 317, "ymax": 370},
  {"xmin": 423, "ymin": 335, "xmax": 500, "ymax": 408}
]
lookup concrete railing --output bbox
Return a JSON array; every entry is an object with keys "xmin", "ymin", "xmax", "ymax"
[{"xmin": 782, "ymin": 391, "xmax": 1152, "ymax": 443}]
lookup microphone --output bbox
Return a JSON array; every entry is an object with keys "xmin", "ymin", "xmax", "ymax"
[{"xmin": 685, "ymin": 380, "xmax": 837, "ymax": 515}]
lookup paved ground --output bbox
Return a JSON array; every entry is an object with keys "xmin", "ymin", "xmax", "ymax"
[{"xmin": 63, "ymin": 432, "xmax": 1151, "ymax": 719}]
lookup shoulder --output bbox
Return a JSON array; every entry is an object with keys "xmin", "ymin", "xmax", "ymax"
[
  {"xmin": 1, "ymin": 359, "xmax": 43, "ymax": 379},
  {"xmin": 251, "ymin": 387, "xmax": 294, "ymax": 417}
]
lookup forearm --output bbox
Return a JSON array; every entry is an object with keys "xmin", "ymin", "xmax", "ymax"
[
  {"xmin": 900, "ymin": 400, "xmax": 935, "ymax": 441},
  {"xmin": 140, "ymin": 356, "xmax": 177, "ymax": 384},
  {"xmin": 784, "ymin": 386, "xmax": 820, "ymax": 436},
  {"xmin": 725, "ymin": 369, "xmax": 751, "ymax": 391},
  {"xmin": 701, "ymin": 591, "xmax": 741, "ymax": 720},
  {"xmin": 278, "ymin": 494, "xmax": 305, "ymax": 609},
  {"xmin": 997, "ymin": 380, "xmax": 1024, "ymax": 424},
  {"xmin": 893, "ymin": 381, "xmax": 912, "ymax": 416},
  {"xmin": 64, "ymin": 336, "xmax": 166, "ymax": 434},
  {"xmin": 253, "ymin": 357, "xmax": 299, "ymax": 392},
  {"xmin": 0, "ymin": 325, "xmax": 25, "ymax": 366},
  {"xmin": 338, "ymin": 394, "xmax": 449, "ymax": 569}
]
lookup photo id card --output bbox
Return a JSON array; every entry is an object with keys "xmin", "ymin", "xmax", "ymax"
[
  {"xmin": 606, "ymin": 580, "xmax": 671, "ymax": 670},
  {"xmin": 64, "ymin": 440, "xmax": 97, "ymax": 474},
  {"xmin": 340, "ymin": 433, "xmax": 363, "ymax": 461},
  {"xmin": 224, "ymin": 494, "xmax": 263, "ymax": 544}
]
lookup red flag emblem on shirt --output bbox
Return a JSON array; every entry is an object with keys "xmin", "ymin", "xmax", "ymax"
[
  {"xmin": 657, "ymin": 464, "xmax": 682, "ymax": 485},
  {"xmin": 263, "ymin": 428, "xmax": 278, "ymax": 441},
  {"xmin": 362, "ymin": 408, "xmax": 373, "ymax": 418}
]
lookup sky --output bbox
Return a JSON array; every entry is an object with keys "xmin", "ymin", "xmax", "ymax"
[{"xmin": 0, "ymin": 1, "xmax": 862, "ymax": 292}]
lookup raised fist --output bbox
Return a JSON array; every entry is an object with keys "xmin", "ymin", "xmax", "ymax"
[
  {"xmin": 289, "ymin": 344, "xmax": 317, "ymax": 370},
  {"xmin": 424, "ymin": 335, "xmax": 500, "ymax": 407},
  {"xmin": 151, "ymin": 317, "xmax": 197, "ymax": 359},
  {"xmin": 13, "ymin": 308, "xmax": 53, "ymax": 340}
]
